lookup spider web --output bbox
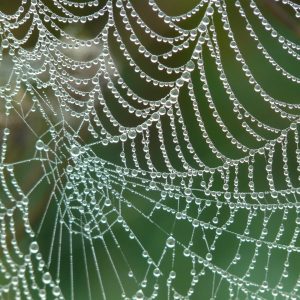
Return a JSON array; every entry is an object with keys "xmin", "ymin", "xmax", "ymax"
[{"xmin": 0, "ymin": 0, "xmax": 300, "ymax": 299}]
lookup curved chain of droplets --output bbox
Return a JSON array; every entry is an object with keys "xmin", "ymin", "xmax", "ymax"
[{"xmin": 0, "ymin": 0, "xmax": 300, "ymax": 299}]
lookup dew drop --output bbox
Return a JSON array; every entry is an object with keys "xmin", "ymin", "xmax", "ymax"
[
  {"xmin": 52, "ymin": 286, "xmax": 61, "ymax": 297},
  {"xmin": 42, "ymin": 272, "xmax": 51, "ymax": 284},
  {"xmin": 1, "ymin": 39, "xmax": 9, "ymax": 49},
  {"xmin": 128, "ymin": 270, "xmax": 133, "ymax": 277},
  {"xmin": 135, "ymin": 290, "xmax": 144, "ymax": 300},
  {"xmin": 206, "ymin": 253, "xmax": 212, "ymax": 261},
  {"xmin": 128, "ymin": 130, "xmax": 137, "ymax": 139},
  {"xmin": 35, "ymin": 140, "xmax": 44, "ymax": 151},
  {"xmin": 184, "ymin": 188, "xmax": 192, "ymax": 196},
  {"xmin": 84, "ymin": 224, "xmax": 90, "ymax": 232},
  {"xmin": 71, "ymin": 145, "xmax": 80, "ymax": 157},
  {"xmin": 30, "ymin": 241, "xmax": 39, "ymax": 254},
  {"xmin": 153, "ymin": 268, "xmax": 160, "ymax": 277},
  {"xmin": 224, "ymin": 192, "xmax": 231, "ymax": 200},
  {"xmin": 166, "ymin": 236, "xmax": 175, "ymax": 248},
  {"xmin": 186, "ymin": 61, "xmax": 195, "ymax": 72}
]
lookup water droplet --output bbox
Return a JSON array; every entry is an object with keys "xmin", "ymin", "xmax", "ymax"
[
  {"xmin": 36, "ymin": 140, "xmax": 44, "ymax": 151},
  {"xmin": 224, "ymin": 192, "xmax": 231, "ymax": 200},
  {"xmin": 182, "ymin": 71, "xmax": 190, "ymax": 81},
  {"xmin": 206, "ymin": 6, "xmax": 214, "ymax": 16},
  {"xmin": 206, "ymin": 253, "xmax": 212, "ymax": 261},
  {"xmin": 128, "ymin": 270, "xmax": 133, "ymax": 277},
  {"xmin": 192, "ymin": 219, "xmax": 199, "ymax": 227},
  {"xmin": 42, "ymin": 272, "xmax": 51, "ymax": 284},
  {"xmin": 128, "ymin": 130, "xmax": 137, "ymax": 139},
  {"xmin": 153, "ymin": 268, "xmax": 160, "ymax": 277},
  {"xmin": 212, "ymin": 217, "xmax": 218, "ymax": 224},
  {"xmin": 135, "ymin": 290, "xmax": 144, "ymax": 300},
  {"xmin": 170, "ymin": 88, "xmax": 179, "ymax": 97},
  {"xmin": 52, "ymin": 286, "xmax": 61, "ymax": 297},
  {"xmin": 186, "ymin": 61, "xmax": 195, "ymax": 72},
  {"xmin": 30, "ymin": 241, "xmax": 39, "ymax": 254},
  {"xmin": 1, "ymin": 39, "xmax": 9, "ymax": 49},
  {"xmin": 71, "ymin": 145, "xmax": 80, "ymax": 157},
  {"xmin": 3, "ymin": 128, "xmax": 10, "ymax": 135},
  {"xmin": 184, "ymin": 188, "xmax": 192, "ymax": 196},
  {"xmin": 166, "ymin": 236, "xmax": 175, "ymax": 248},
  {"xmin": 169, "ymin": 270, "xmax": 176, "ymax": 279}
]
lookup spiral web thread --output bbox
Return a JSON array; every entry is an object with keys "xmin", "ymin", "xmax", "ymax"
[{"xmin": 0, "ymin": 0, "xmax": 300, "ymax": 299}]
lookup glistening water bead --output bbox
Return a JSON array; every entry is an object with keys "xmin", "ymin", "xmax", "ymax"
[
  {"xmin": 135, "ymin": 290, "xmax": 144, "ymax": 300},
  {"xmin": 42, "ymin": 272, "xmax": 52, "ymax": 285},
  {"xmin": 70, "ymin": 145, "xmax": 80, "ymax": 157},
  {"xmin": 35, "ymin": 140, "xmax": 44, "ymax": 151},
  {"xmin": 153, "ymin": 268, "xmax": 161, "ymax": 278},
  {"xmin": 166, "ymin": 236, "xmax": 175, "ymax": 248},
  {"xmin": 29, "ymin": 242, "xmax": 39, "ymax": 254}
]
